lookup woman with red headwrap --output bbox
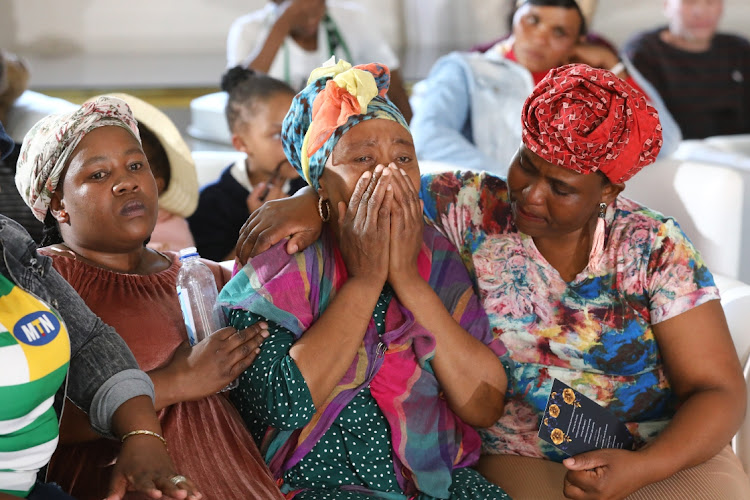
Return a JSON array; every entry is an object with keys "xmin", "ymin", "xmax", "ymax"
[
  {"xmin": 423, "ymin": 63, "xmax": 750, "ymax": 499},
  {"xmin": 237, "ymin": 63, "xmax": 750, "ymax": 499}
]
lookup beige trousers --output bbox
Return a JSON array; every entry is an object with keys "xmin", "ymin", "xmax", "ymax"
[{"xmin": 476, "ymin": 446, "xmax": 750, "ymax": 500}]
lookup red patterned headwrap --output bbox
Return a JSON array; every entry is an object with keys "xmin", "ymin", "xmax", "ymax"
[{"xmin": 521, "ymin": 64, "xmax": 663, "ymax": 183}]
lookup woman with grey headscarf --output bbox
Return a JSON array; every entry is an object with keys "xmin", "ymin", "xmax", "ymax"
[{"xmin": 15, "ymin": 96, "xmax": 283, "ymax": 500}]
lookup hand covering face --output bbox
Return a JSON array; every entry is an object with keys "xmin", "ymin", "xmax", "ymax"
[
  {"xmin": 281, "ymin": 57, "xmax": 408, "ymax": 190},
  {"xmin": 521, "ymin": 63, "xmax": 663, "ymax": 183},
  {"xmin": 15, "ymin": 96, "xmax": 140, "ymax": 221}
]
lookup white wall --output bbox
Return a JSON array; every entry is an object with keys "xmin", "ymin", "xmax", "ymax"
[{"xmin": 4, "ymin": 0, "xmax": 749, "ymax": 56}]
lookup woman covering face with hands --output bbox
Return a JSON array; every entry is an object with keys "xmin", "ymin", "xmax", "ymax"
[{"xmin": 218, "ymin": 59, "xmax": 510, "ymax": 499}]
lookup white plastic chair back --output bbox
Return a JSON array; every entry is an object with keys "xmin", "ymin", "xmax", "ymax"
[
  {"xmin": 419, "ymin": 160, "xmax": 463, "ymax": 175},
  {"xmin": 738, "ymin": 357, "xmax": 750, "ymax": 473},
  {"xmin": 705, "ymin": 134, "xmax": 750, "ymax": 157},
  {"xmin": 623, "ymin": 159, "xmax": 744, "ymax": 279},
  {"xmin": 713, "ymin": 274, "xmax": 750, "ymax": 473},
  {"xmin": 5, "ymin": 90, "xmax": 77, "ymax": 142},
  {"xmin": 188, "ymin": 92, "xmax": 232, "ymax": 145},
  {"xmin": 191, "ymin": 150, "xmax": 246, "ymax": 188}
]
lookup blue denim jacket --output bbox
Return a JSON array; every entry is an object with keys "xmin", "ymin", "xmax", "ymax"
[
  {"xmin": 0, "ymin": 215, "xmax": 154, "ymax": 436},
  {"xmin": 410, "ymin": 49, "xmax": 683, "ymax": 177}
]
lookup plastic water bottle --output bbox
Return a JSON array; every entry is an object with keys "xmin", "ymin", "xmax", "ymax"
[{"xmin": 176, "ymin": 247, "xmax": 238, "ymax": 391}]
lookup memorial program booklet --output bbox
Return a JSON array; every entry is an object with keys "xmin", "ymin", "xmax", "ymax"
[{"xmin": 538, "ymin": 379, "xmax": 635, "ymax": 456}]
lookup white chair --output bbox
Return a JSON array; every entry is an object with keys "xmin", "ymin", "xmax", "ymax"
[
  {"xmin": 419, "ymin": 159, "xmax": 462, "ymax": 175},
  {"xmin": 741, "ymin": 357, "xmax": 750, "ymax": 474},
  {"xmin": 191, "ymin": 150, "xmax": 246, "ymax": 188},
  {"xmin": 705, "ymin": 134, "xmax": 750, "ymax": 158},
  {"xmin": 5, "ymin": 90, "xmax": 77, "ymax": 142},
  {"xmin": 672, "ymin": 141, "xmax": 750, "ymax": 283},
  {"xmin": 714, "ymin": 274, "xmax": 750, "ymax": 473},
  {"xmin": 622, "ymin": 158, "xmax": 744, "ymax": 280},
  {"xmin": 188, "ymin": 92, "xmax": 233, "ymax": 146}
]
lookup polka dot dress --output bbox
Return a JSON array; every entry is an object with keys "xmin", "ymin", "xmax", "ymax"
[{"xmin": 228, "ymin": 287, "xmax": 511, "ymax": 499}]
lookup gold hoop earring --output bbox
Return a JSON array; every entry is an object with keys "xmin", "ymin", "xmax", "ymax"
[{"xmin": 318, "ymin": 197, "xmax": 331, "ymax": 222}]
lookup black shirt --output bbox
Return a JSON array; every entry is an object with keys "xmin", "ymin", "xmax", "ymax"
[
  {"xmin": 188, "ymin": 164, "xmax": 306, "ymax": 261},
  {"xmin": 0, "ymin": 143, "xmax": 44, "ymax": 243},
  {"xmin": 625, "ymin": 27, "xmax": 750, "ymax": 139}
]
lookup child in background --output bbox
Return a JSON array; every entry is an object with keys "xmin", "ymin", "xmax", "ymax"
[
  {"xmin": 188, "ymin": 67, "xmax": 305, "ymax": 261},
  {"xmin": 107, "ymin": 93, "xmax": 199, "ymax": 253}
]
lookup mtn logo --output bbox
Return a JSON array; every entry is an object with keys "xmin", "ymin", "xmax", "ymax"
[{"xmin": 13, "ymin": 311, "xmax": 61, "ymax": 347}]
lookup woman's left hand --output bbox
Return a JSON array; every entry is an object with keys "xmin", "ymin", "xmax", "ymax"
[
  {"xmin": 386, "ymin": 163, "xmax": 423, "ymax": 290},
  {"xmin": 563, "ymin": 449, "xmax": 649, "ymax": 500},
  {"xmin": 107, "ymin": 434, "xmax": 201, "ymax": 500}
]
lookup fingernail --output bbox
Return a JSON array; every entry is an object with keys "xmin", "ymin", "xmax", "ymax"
[
  {"xmin": 259, "ymin": 322, "xmax": 268, "ymax": 329},
  {"xmin": 375, "ymin": 165, "xmax": 384, "ymax": 173},
  {"xmin": 382, "ymin": 168, "xmax": 391, "ymax": 176},
  {"xmin": 261, "ymin": 330, "xmax": 269, "ymax": 338},
  {"xmin": 400, "ymin": 168, "xmax": 407, "ymax": 176},
  {"xmin": 287, "ymin": 244, "xmax": 298, "ymax": 254},
  {"xmin": 387, "ymin": 185, "xmax": 393, "ymax": 191},
  {"xmin": 361, "ymin": 171, "xmax": 371, "ymax": 179}
]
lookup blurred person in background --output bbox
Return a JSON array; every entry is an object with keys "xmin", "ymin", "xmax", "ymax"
[
  {"xmin": 226, "ymin": 0, "xmax": 412, "ymax": 121},
  {"xmin": 410, "ymin": 0, "xmax": 681, "ymax": 176},
  {"xmin": 625, "ymin": 0, "xmax": 750, "ymax": 139}
]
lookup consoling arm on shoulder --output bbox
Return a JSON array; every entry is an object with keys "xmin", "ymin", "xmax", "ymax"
[
  {"xmin": 235, "ymin": 186, "xmax": 322, "ymax": 263},
  {"xmin": 563, "ymin": 300, "xmax": 746, "ymax": 499}
]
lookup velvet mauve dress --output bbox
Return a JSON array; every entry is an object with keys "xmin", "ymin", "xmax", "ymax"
[{"xmin": 41, "ymin": 250, "xmax": 283, "ymax": 500}]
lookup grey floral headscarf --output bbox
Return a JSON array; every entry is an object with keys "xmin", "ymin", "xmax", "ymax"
[{"xmin": 15, "ymin": 96, "xmax": 140, "ymax": 221}]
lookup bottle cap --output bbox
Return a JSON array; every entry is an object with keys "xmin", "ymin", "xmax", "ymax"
[{"xmin": 178, "ymin": 246, "xmax": 200, "ymax": 260}]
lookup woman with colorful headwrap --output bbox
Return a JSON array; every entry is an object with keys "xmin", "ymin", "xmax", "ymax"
[
  {"xmin": 234, "ymin": 63, "xmax": 750, "ymax": 499},
  {"xmin": 409, "ymin": 0, "xmax": 682, "ymax": 177},
  {"xmin": 14, "ymin": 96, "xmax": 284, "ymax": 500},
  {"xmin": 217, "ymin": 59, "xmax": 511, "ymax": 499}
]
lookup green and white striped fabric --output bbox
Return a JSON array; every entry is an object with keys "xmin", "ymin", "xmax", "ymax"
[{"xmin": 0, "ymin": 273, "xmax": 70, "ymax": 497}]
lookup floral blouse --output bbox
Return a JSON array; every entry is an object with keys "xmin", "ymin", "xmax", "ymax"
[{"xmin": 420, "ymin": 171, "xmax": 720, "ymax": 461}]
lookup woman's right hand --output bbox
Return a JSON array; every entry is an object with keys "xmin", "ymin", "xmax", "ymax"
[
  {"xmin": 153, "ymin": 324, "xmax": 269, "ymax": 407},
  {"xmin": 336, "ymin": 166, "xmax": 393, "ymax": 284},
  {"xmin": 235, "ymin": 186, "xmax": 322, "ymax": 265}
]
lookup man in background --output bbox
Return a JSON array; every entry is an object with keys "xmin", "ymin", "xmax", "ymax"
[{"xmin": 625, "ymin": 0, "xmax": 750, "ymax": 139}]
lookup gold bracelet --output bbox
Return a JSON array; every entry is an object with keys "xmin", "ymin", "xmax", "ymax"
[{"xmin": 121, "ymin": 429, "xmax": 167, "ymax": 447}]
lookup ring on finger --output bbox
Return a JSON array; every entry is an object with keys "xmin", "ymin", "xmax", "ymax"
[{"xmin": 169, "ymin": 475, "xmax": 188, "ymax": 486}]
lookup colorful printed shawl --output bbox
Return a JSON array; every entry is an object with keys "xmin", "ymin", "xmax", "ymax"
[{"xmin": 218, "ymin": 225, "xmax": 506, "ymax": 498}]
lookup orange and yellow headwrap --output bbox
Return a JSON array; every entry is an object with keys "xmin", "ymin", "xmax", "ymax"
[{"xmin": 281, "ymin": 58, "xmax": 409, "ymax": 190}]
